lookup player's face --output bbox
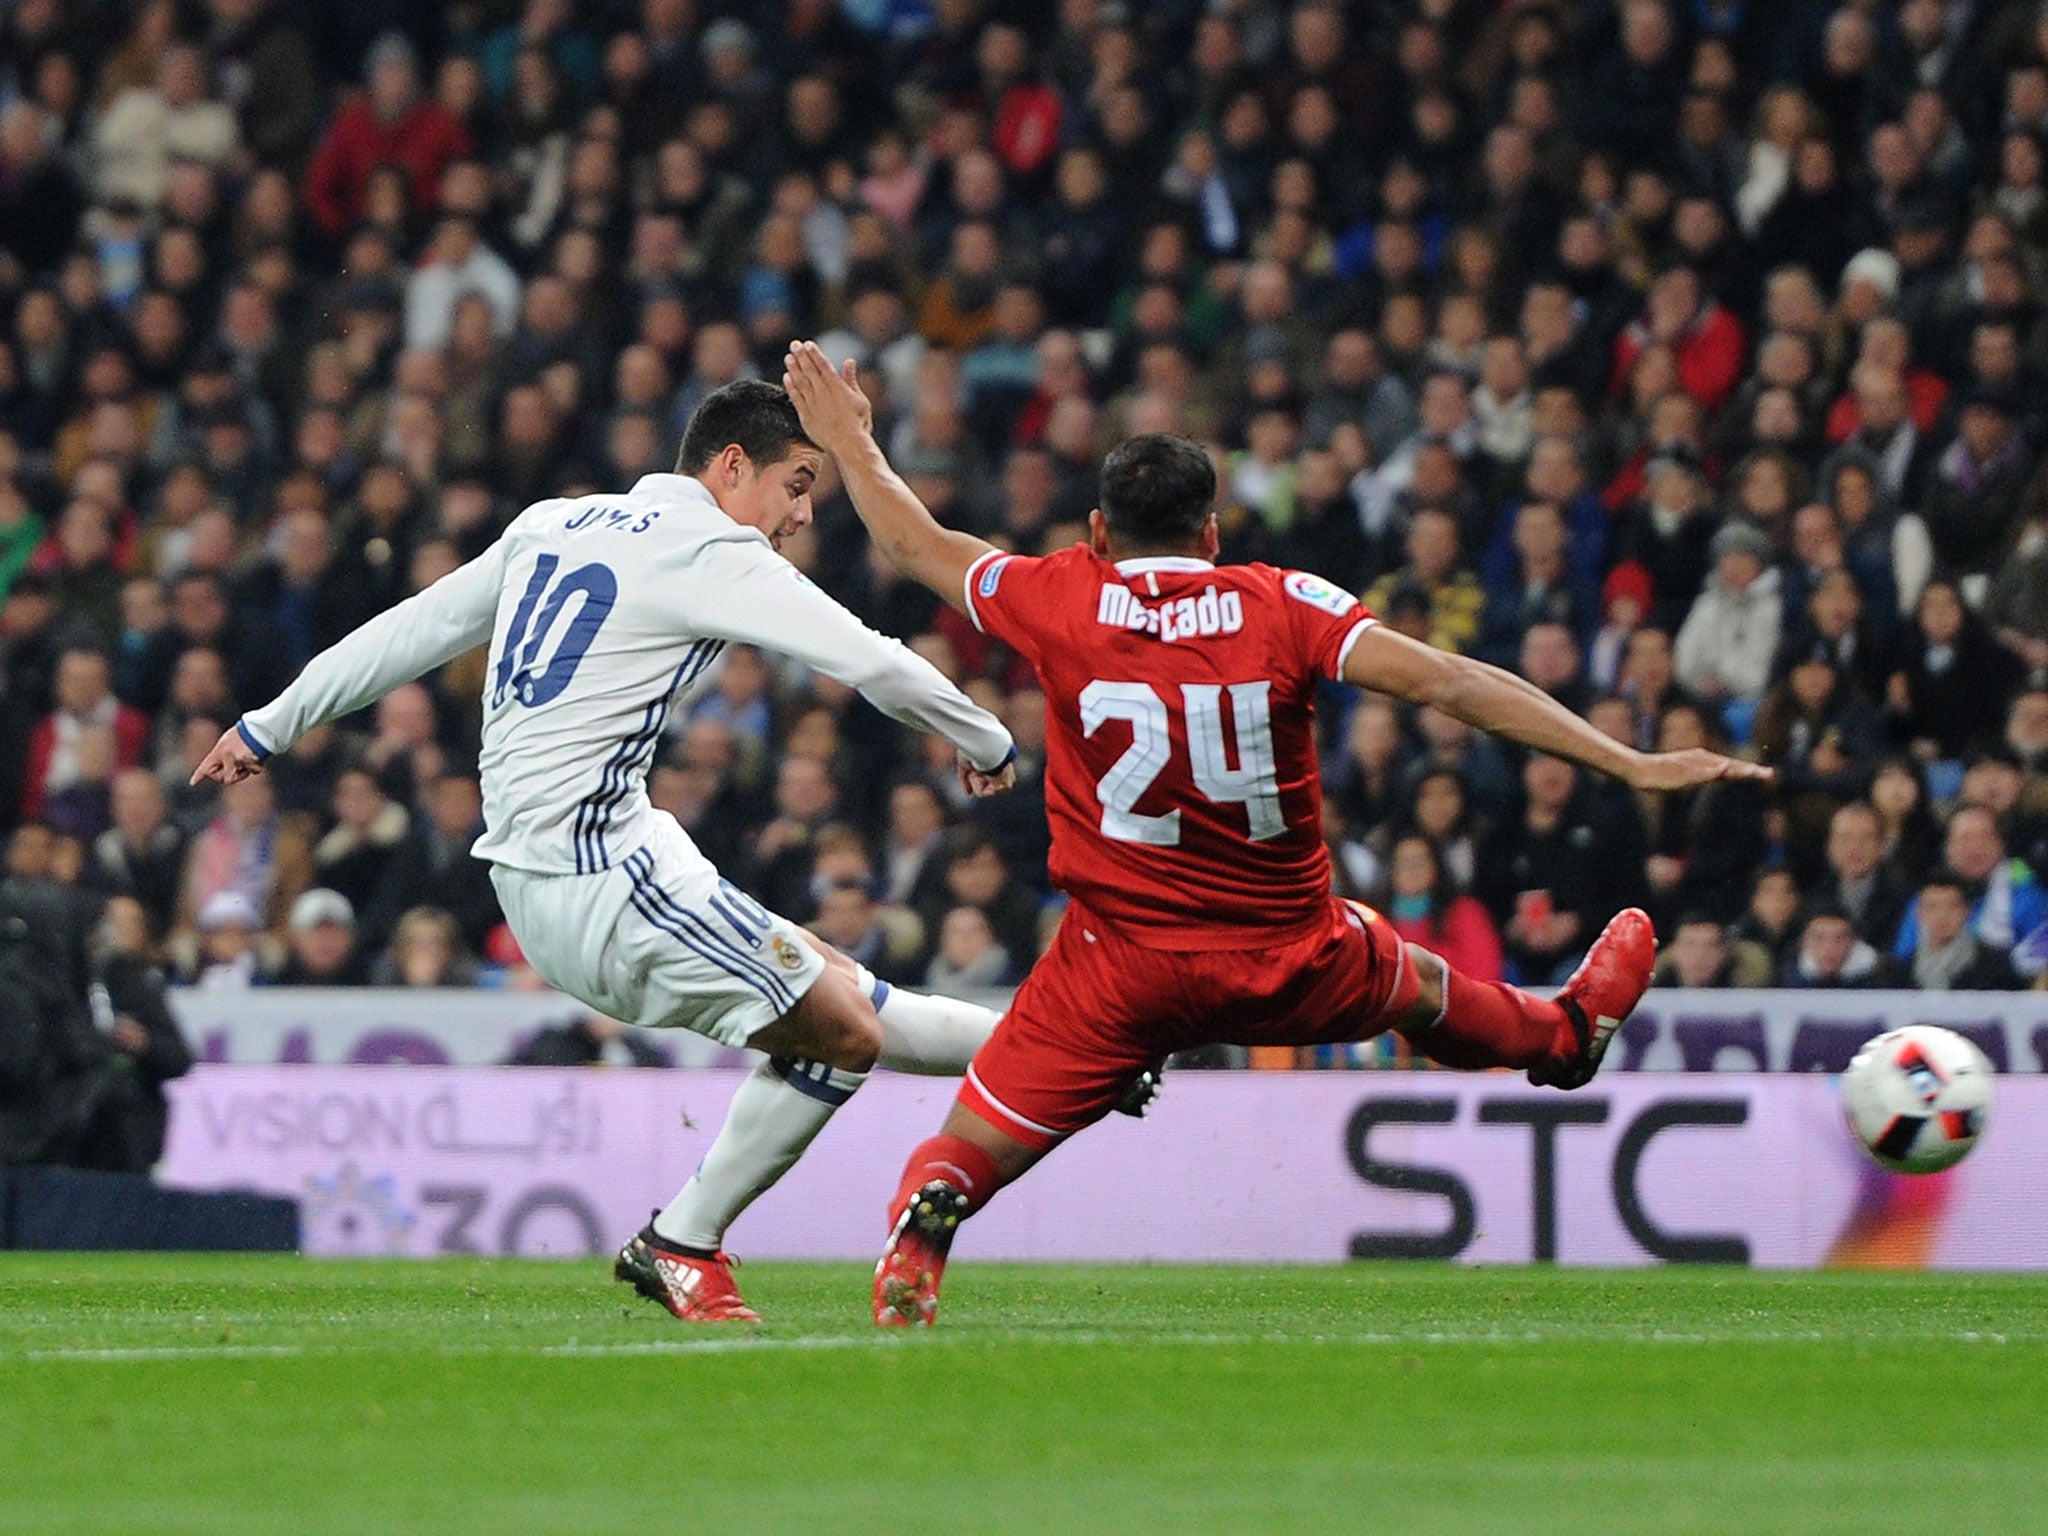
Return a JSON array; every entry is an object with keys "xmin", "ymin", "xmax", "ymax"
[{"xmin": 731, "ymin": 448, "xmax": 823, "ymax": 550}]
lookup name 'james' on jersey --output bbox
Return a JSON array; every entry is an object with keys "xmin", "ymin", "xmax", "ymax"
[{"xmin": 963, "ymin": 545, "xmax": 1375, "ymax": 950}]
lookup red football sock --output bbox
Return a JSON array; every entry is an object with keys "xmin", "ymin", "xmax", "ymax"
[
  {"xmin": 888, "ymin": 1134, "xmax": 1005, "ymax": 1229},
  {"xmin": 1418, "ymin": 963, "xmax": 1571, "ymax": 1070}
]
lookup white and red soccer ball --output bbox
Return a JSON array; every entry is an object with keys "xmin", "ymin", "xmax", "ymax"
[{"xmin": 1840, "ymin": 1025, "xmax": 1995, "ymax": 1175}]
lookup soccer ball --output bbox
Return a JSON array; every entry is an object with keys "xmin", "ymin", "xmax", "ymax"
[{"xmin": 1839, "ymin": 1025, "xmax": 1995, "ymax": 1174}]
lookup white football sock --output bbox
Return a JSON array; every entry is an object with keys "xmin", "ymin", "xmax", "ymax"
[
  {"xmin": 854, "ymin": 965, "xmax": 1001, "ymax": 1075},
  {"xmin": 652, "ymin": 1054, "xmax": 867, "ymax": 1251}
]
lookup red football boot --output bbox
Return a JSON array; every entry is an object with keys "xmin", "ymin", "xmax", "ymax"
[
  {"xmin": 614, "ymin": 1218, "xmax": 760, "ymax": 1323},
  {"xmin": 1530, "ymin": 907, "xmax": 1656, "ymax": 1089},
  {"xmin": 873, "ymin": 1180, "xmax": 970, "ymax": 1328}
]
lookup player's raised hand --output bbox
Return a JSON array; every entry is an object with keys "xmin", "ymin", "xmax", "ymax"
[
  {"xmin": 959, "ymin": 757, "xmax": 1017, "ymax": 798},
  {"xmin": 782, "ymin": 341, "xmax": 873, "ymax": 453},
  {"xmin": 1630, "ymin": 748, "xmax": 1774, "ymax": 793},
  {"xmin": 189, "ymin": 725, "xmax": 266, "ymax": 786}
]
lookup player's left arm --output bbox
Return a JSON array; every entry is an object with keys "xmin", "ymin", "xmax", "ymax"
[
  {"xmin": 677, "ymin": 537, "xmax": 1017, "ymax": 788},
  {"xmin": 190, "ymin": 539, "xmax": 510, "ymax": 785},
  {"xmin": 1341, "ymin": 623, "xmax": 1774, "ymax": 793},
  {"xmin": 783, "ymin": 340, "xmax": 995, "ymax": 615}
]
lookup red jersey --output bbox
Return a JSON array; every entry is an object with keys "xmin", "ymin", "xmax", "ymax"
[{"xmin": 964, "ymin": 546, "xmax": 1375, "ymax": 950}]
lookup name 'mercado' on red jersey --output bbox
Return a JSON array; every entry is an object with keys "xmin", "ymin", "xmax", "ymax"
[{"xmin": 964, "ymin": 545, "xmax": 1376, "ymax": 950}]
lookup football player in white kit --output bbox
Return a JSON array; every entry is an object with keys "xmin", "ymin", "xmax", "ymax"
[{"xmin": 191, "ymin": 381, "xmax": 1024, "ymax": 1321}]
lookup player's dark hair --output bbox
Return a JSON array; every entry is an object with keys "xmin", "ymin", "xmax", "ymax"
[
  {"xmin": 675, "ymin": 379, "xmax": 817, "ymax": 474},
  {"xmin": 1920, "ymin": 865, "xmax": 1970, "ymax": 898},
  {"xmin": 1098, "ymin": 433, "xmax": 1216, "ymax": 551}
]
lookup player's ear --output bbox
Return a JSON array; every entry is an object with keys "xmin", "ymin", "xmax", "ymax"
[
  {"xmin": 1087, "ymin": 509, "xmax": 1112, "ymax": 556},
  {"xmin": 1197, "ymin": 513, "xmax": 1220, "ymax": 560}
]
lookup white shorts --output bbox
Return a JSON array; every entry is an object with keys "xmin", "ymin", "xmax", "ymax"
[{"xmin": 490, "ymin": 812, "xmax": 827, "ymax": 1047}]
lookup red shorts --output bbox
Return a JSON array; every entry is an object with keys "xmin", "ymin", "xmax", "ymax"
[{"xmin": 960, "ymin": 896, "xmax": 1423, "ymax": 1151}]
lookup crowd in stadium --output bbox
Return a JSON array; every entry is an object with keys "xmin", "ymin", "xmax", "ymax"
[{"xmin": 5, "ymin": 0, "xmax": 2048, "ymax": 1014}]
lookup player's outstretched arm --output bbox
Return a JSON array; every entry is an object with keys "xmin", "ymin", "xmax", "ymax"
[
  {"xmin": 783, "ymin": 340, "xmax": 995, "ymax": 615},
  {"xmin": 674, "ymin": 535, "xmax": 1016, "ymax": 790},
  {"xmin": 190, "ymin": 540, "xmax": 509, "ymax": 786},
  {"xmin": 1342, "ymin": 624, "xmax": 1774, "ymax": 793}
]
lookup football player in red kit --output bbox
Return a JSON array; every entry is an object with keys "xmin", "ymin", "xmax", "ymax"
[{"xmin": 781, "ymin": 342, "xmax": 1771, "ymax": 1326}]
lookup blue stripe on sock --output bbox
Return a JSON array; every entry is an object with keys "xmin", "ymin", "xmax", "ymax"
[{"xmin": 770, "ymin": 1055, "xmax": 860, "ymax": 1107}]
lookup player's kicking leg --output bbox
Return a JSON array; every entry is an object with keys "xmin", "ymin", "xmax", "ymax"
[
  {"xmin": 616, "ymin": 955, "xmax": 881, "ymax": 1322},
  {"xmin": 1385, "ymin": 904, "xmax": 1656, "ymax": 1088},
  {"xmin": 617, "ymin": 931, "xmax": 1066, "ymax": 1322},
  {"xmin": 869, "ymin": 903, "xmax": 1657, "ymax": 1327}
]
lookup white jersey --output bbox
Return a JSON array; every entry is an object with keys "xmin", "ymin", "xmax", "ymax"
[{"xmin": 239, "ymin": 473, "xmax": 1013, "ymax": 877}]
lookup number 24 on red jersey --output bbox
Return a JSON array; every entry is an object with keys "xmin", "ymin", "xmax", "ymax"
[{"xmin": 963, "ymin": 547, "xmax": 1373, "ymax": 946}]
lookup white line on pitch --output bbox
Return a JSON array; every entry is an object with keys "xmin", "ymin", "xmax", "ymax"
[{"xmin": 10, "ymin": 1327, "xmax": 2037, "ymax": 1362}]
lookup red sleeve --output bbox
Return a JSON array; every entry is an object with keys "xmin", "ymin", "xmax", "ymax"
[
  {"xmin": 1679, "ymin": 310, "xmax": 1746, "ymax": 415},
  {"xmin": 304, "ymin": 107, "xmax": 361, "ymax": 238},
  {"xmin": 21, "ymin": 719, "xmax": 54, "ymax": 819},
  {"xmin": 1824, "ymin": 393, "xmax": 1856, "ymax": 446},
  {"xmin": 114, "ymin": 706, "xmax": 149, "ymax": 769},
  {"xmin": 961, "ymin": 548, "xmax": 1051, "ymax": 664},
  {"xmin": 1610, "ymin": 325, "xmax": 1644, "ymax": 401},
  {"xmin": 994, "ymin": 84, "xmax": 1061, "ymax": 175},
  {"xmin": 409, "ymin": 109, "xmax": 473, "ymax": 211},
  {"xmin": 1274, "ymin": 568, "xmax": 1376, "ymax": 681},
  {"xmin": 1909, "ymin": 372, "xmax": 1948, "ymax": 432}
]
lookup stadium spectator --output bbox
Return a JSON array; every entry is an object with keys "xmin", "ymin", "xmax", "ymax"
[
  {"xmin": 1636, "ymin": 702, "xmax": 1769, "ymax": 928},
  {"xmin": 371, "ymin": 906, "xmax": 479, "ymax": 988},
  {"xmin": 271, "ymin": 886, "xmax": 367, "ymax": 987},
  {"xmin": 1474, "ymin": 754, "xmax": 1630, "ymax": 985},
  {"xmin": 90, "ymin": 44, "xmax": 237, "ymax": 214},
  {"xmin": 81, "ymin": 893, "xmax": 194, "ymax": 1170},
  {"xmin": 1730, "ymin": 864, "xmax": 1805, "ymax": 975},
  {"xmin": 1901, "ymin": 867, "xmax": 2023, "ymax": 992},
  {"xmin": 1781, "ymin": 905, "xmax": 1896, "ymax": 990},
  {"xmin": 178, "ymin": 772, "xmax": 310, "ymax": 938},
  {"xmin": 1475, "ymin": 499, "xmax": 1596, "ymax": 667},
  {"xmin": 22, "ymin": 648, "xmax": 149, "ymax": 824},
  {"xmin": 1653, "ymin": 913, "xmax": 1775, "ymax": 989},
  {"xmin": 1363, "ymin": 507, "xmax": 1483, "ymax": 657},
  {"xmin": 6, "ymin": 0, "xmax": 2048, "ymax": 1004},
  {"xmin": 1673, "ymin": 521, "xmax": 1783, "ymax": 714},
  {"xmin": 1613, "ymin": 444, "xmax": 1718, "ymax": 636},
  {"xmin": 1884, "ymin": 578, "xmax": 2019, "ymax": 761},
  {"xmin": 1381, "ymin": 834, "xmax": 1503, "ymax": 984},
  {"xmin": 1398, "ymin": 768, "xmax": 1481, "ymax": 894},
  {"xmin": 86, "ymin": 768, "xmax": 186, "ymax": 941},
  {"xmin": 180, "ymin": 888, "xmax": 275, "ymax": 988},
  {"xmin": 1894, "ymin": 806, "xmax": 2048, "ymax": 968},
  {"xmin": 921, "ymin": 829, "xmax": 1037, "ymax": 984},
  {"xmin": 306, "ymin": 765, "xmax": 406, "ymax": 917},
  {"xmin": 1810, "ymin": 802, "xmax": 1916, "ymax": 954},
  {"xmin": 359, "ymin": 770, "xmax": 497, "ymax": 954},
  {"xmin": 304, "ymin": 34, "xmax": 471, "ymax": 240},
  {"xmin": 1751, "ymin": 647, "xmax": 1883, "ymax": 872}
]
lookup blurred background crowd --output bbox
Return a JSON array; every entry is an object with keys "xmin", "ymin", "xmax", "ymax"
[{"xmin": 5, "ymin": 0, "xmax": 2048, "ymax": 1030}]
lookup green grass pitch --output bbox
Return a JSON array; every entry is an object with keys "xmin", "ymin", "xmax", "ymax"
[{"xmin": 2, "ymin": 1257, "xmax": 2044, "ymax": 1535}]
